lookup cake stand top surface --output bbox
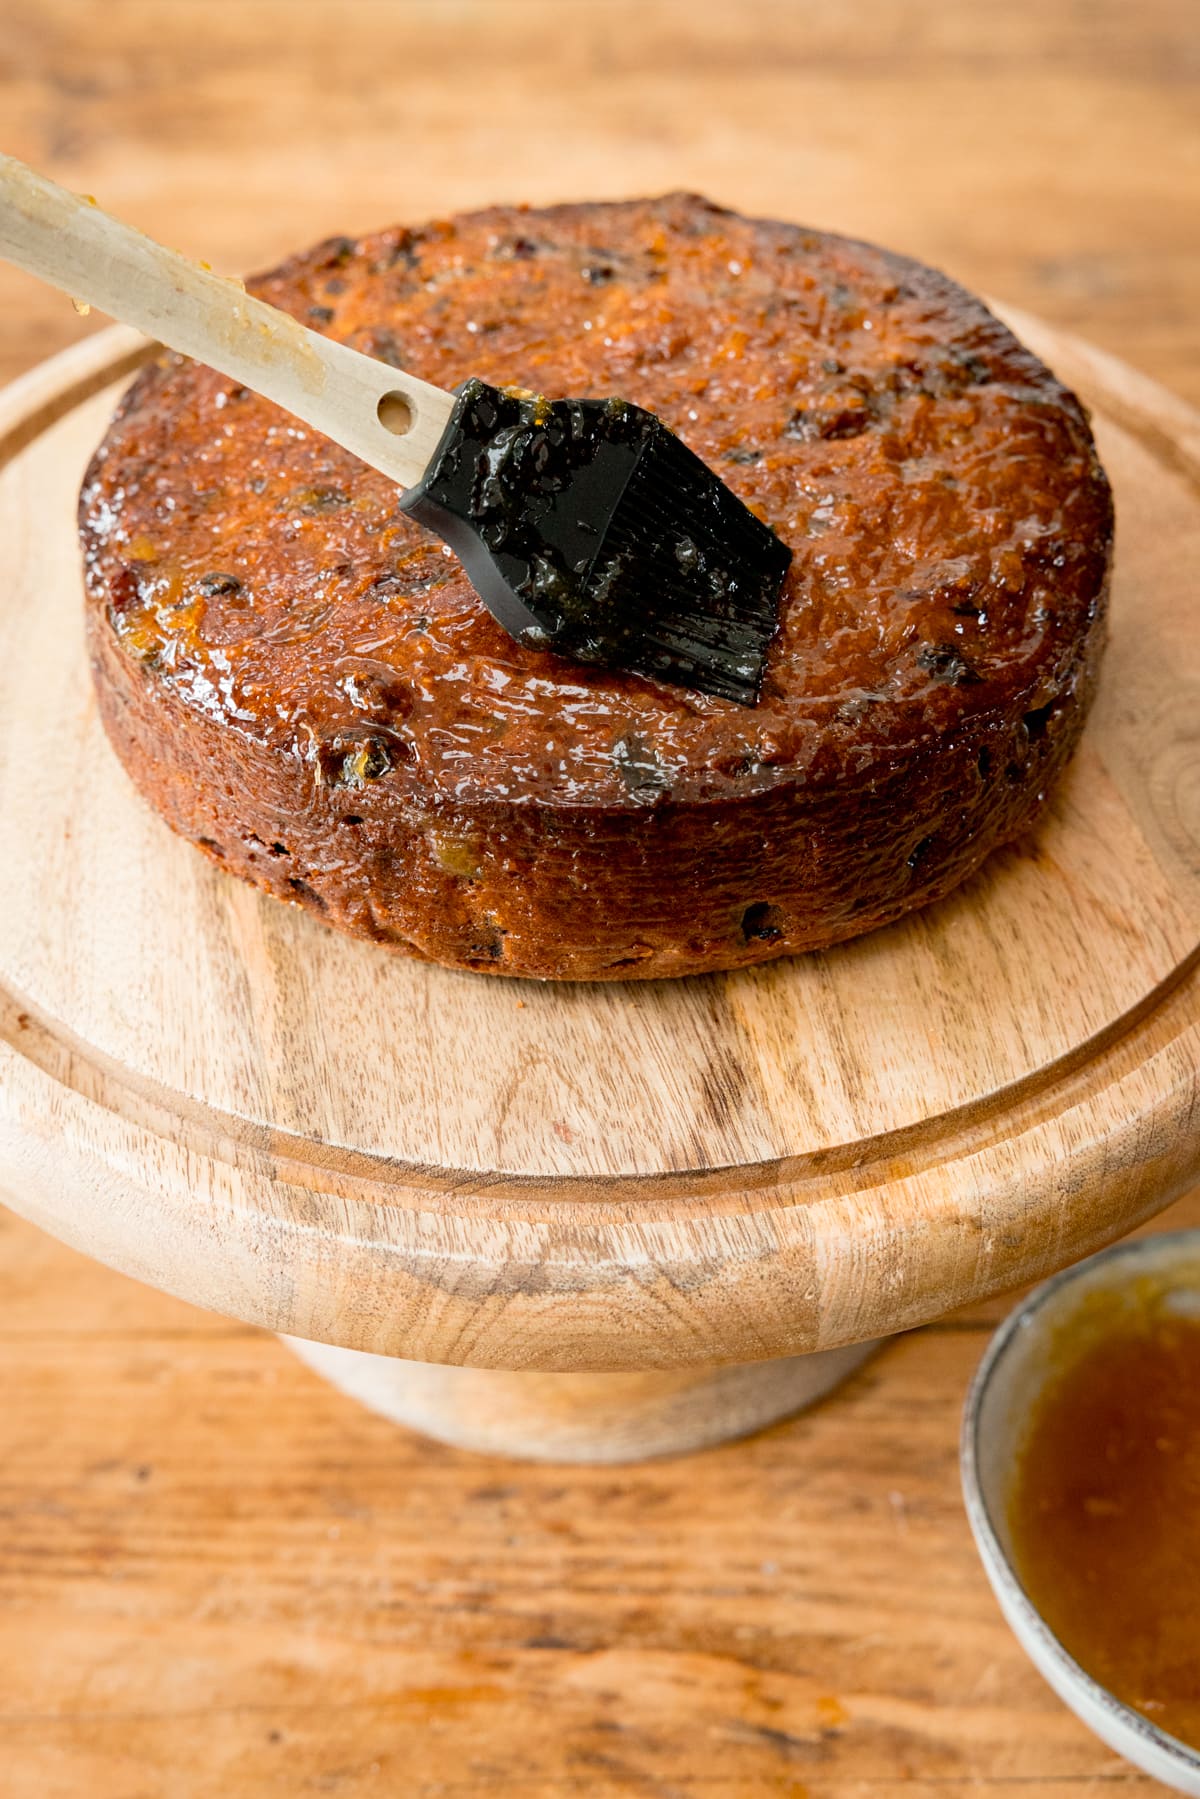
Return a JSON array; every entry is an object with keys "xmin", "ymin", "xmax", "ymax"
[{"xmin": 1, "ymin": 311, "xmax": 1198, "ymax": 1371}]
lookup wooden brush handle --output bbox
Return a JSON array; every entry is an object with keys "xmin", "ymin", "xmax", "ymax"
[{"xmin": 0, "ymin": 153, "xmax": 455, "ymax": 489}]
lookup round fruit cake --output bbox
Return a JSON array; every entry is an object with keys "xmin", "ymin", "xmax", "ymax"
[{"xmin": 80, "ymin": 194, "xmax": 1113, "ymax": 981}]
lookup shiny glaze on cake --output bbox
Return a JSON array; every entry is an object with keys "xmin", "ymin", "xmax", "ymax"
[{"xmin": 80, "ymin": 195, "xmax": 1112, "ymax": 978}]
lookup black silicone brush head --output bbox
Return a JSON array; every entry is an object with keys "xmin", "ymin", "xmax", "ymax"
[{"xmin": 399, "ymin": 379, "xmax": 791, "ymax": 705}]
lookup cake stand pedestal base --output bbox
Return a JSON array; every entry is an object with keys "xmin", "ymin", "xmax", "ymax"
[{"xmin": 280, "ymin": 1336, "xmax": 882, "ymax": 1463}]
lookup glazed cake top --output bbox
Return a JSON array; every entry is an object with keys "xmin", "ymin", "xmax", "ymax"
[{"xmin": 80, "ymin": 193, "xmax": 1112, "ymax": 809}]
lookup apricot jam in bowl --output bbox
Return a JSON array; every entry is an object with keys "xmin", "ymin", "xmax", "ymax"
[{"xmin": 962, "ymin": 1230, "xmax": 1200, "ymax": 1794}]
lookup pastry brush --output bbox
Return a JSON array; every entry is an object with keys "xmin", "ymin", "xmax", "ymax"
[{"xmin": 0, "ymin": 154, "xmax": 790, "ymax": 705}]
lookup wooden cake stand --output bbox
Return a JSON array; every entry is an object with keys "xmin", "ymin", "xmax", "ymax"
[{"xmin": 1, "ymin": 312, "xmax": 1199, "ymax": 1462}]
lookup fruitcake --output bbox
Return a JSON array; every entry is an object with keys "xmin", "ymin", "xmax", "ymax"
[{"xmin": 79, "ymin": 194, "xmax": 1113, "ymax": 980}]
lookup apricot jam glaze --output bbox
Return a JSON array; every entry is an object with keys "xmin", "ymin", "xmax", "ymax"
[{"xmin": 1009, "ymin": 1287, "xmax": 1200, "ymax": 1750}]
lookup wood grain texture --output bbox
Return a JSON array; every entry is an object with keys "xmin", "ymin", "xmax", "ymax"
[
  {"xmin": 1, "ymin": 319, "xmax": 1199, "ymax": 1375},
  {"xmin": 4, "ymin": 1195, "xmax": 1199, "ymax": 1798}
]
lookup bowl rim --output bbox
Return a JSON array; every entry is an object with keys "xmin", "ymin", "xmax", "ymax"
[{"xmin": 960, "ymin": 1228, "xmax": 1200, "ymax": 1778}]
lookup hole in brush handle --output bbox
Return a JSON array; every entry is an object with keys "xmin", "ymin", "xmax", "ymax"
[{"xmin": 377, "ymin": 391, "xmax": 415, "ymax": 435}]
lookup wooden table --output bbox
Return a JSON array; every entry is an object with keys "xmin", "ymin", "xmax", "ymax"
[{"xmin": 2, "ymin": 1, "xmax": 1197, "ymax": 1791}]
